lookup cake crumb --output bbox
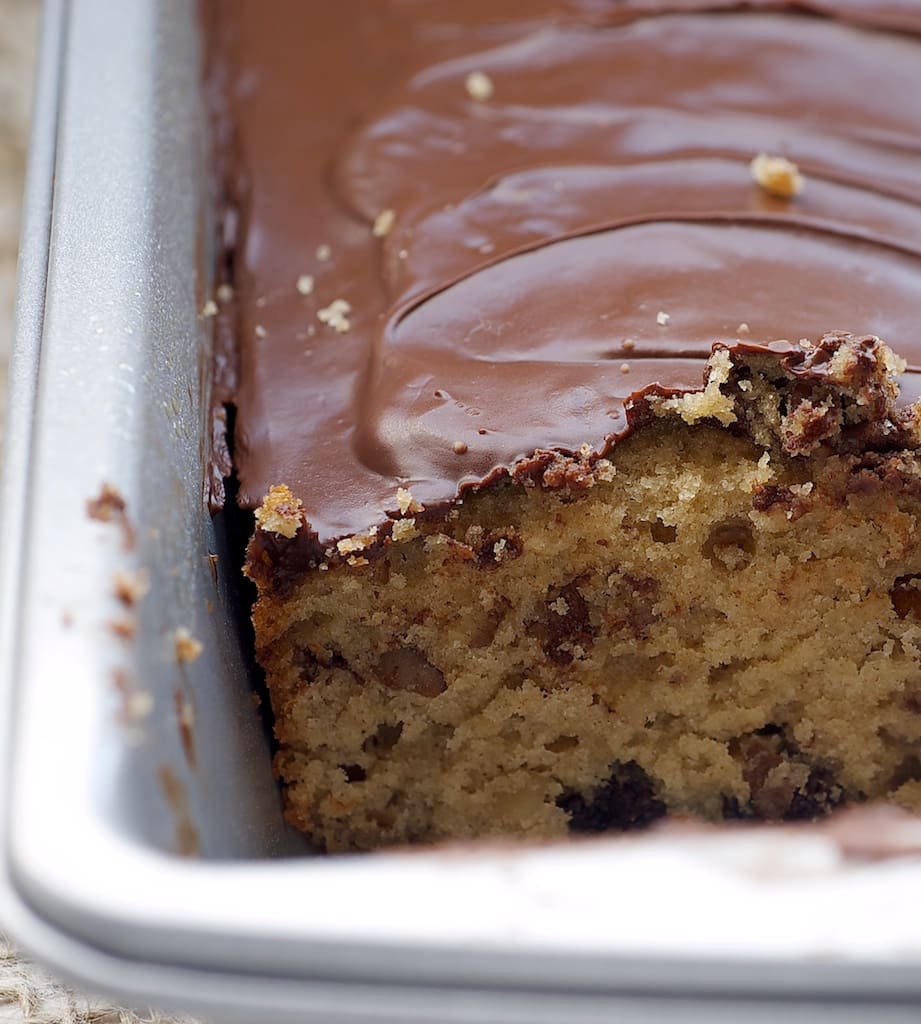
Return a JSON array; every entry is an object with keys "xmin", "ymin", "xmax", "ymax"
[
  {"xmin": 296, "ymin": 274, "xmax": 314, "ymax": 296},
  {"xmin": 790, "ymin": 482, "xmax": 814, "ymax": 497},
  {"xmin": 87, "ymin": 483, "xmax": 127, "ymax": 520},
  {"xmin": 595, "ymin": 459, "xmax": 616, "ymax": 482},
  {"xmin": 317, "ymin": 298, "xmax": 352, "ymax": 334},
  {"xmin": 114, "ymin": 669, "xmax": 153, "ymax": 723},
  {"xmin": 174, "ymin": 687, "xmax": 197, "ymax": 767},
  {"xmin": 620, "ymin": 363, "xmax": 631, "ymax": 374},
  {"xmin": 347, "ymin": 555, "xmax": 370, "ymax": 567},
  {"xmin": 123, "ymin": 689, "xmax": 153, "ymax": 722},
  {"xmin": 87, "ymin": 482, "xmax": 135, "ymax": 550},
  {"xmin": 316, "ymin": 243, "xmax": 332, "ymax": 261},
  {"xmin": 372, "ymin": 209, "xmax": 396, "ymax": 237},
  {"xmin": 216, "ymin": 283, "xmax": 234, "ymax": 303},
  {"xmin": 493, "ymin": 538, "xmax": 510, "ymax": 562},
  {"xmin": 549, "ymin": 597, "xmax": 570, "ymax": 616},
  {"xmin": 255, "ymin": 484, "xmax": 304, "ymax": 539},
  {"xmin": 452, "ymin": 440, "xmax": 468, "ymax": 454},
  {"xmin": 622, "ymin": 338, "xmax": 636, "ymax": 352},
  {"xmin": 110, "ymin": 616, "xmax": 136, "ymax": 639},
  {"xmin": 656, "ymin": 311, "xmax": 670, "ymax": 326},
  {"xmin": 750, "ymin": 153, "xmax": 805, "ymax": 198},
  {"xmin": 465, "ymin": 70, "xmax": 494, "ymax": 101},
  {"xmin": 655, "ymin": 348, "xmax": 737, "ymax": 427},
  {"xmin": 202, "ymin": 299, "xmax": 218, "ymax": 318},
  {"xmin": 337, "ymin": 529, "xmax": 378, "ymax": 555},
  {"xmin": 113, "ymin": 568, "xmax": 150, "ymax": 606},
  {"xmin": 254, "ymin": 324, "xmax": 267, "ymax": 339},
  {"xmin": 737, "ymin": 322, "xmax": 751, "ymax": 334},
  {"xmin": 580, "ymin": 443, "xmax": 593, "ymax": 459},
  {"xmin": 396, "ymin": 486, "xmax": 425, "ymax": 515},
  {"xmin": 174, "ymin": 627, "xmax": 203, "ymax": 663},
  {"xmin": 391, "ymin": 518, "xmax": 418, "ymax": 542}
]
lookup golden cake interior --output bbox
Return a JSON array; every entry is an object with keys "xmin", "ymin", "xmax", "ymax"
[{"xmin": 247, "ymin": 337, "xmax": 921, "ymax": 852}]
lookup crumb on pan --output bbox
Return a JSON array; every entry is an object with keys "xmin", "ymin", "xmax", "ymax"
[
  {"xmin": 110, "ymin": 616, "xmax": 136, "ymax": 639},
  {"xmin": 174, "ymin": 687, "xmax": 197, "ymax": 767},
  {"xmin": 113, "ymin": 568, "xmax": 150, "ymax": 606},
  {"xmin": 87, "ymin": 482, "xmax": 135, "ymax": 550},
  {"xmin": 112, "ymin": 668, "xmax": 153, "ymax": 723},
  {"xmin": 158, "ymin": 765, "xmax": 201, "ymax": 857},
  {"xmin": 87, "ymin": 482, "xmax": 126, "ymax": 522},
  {"xmin": 174, "ymin": 627, "xmax": 203, "ymax": 663}
]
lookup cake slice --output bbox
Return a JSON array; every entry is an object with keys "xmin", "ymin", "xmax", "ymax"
[
  {"xmin": 246, "ymin": 332, "xmax": 921, "ymax": 851},
  {"xmin": 207, "ymin": 1, "xmax": 921, "ymax": 851}
]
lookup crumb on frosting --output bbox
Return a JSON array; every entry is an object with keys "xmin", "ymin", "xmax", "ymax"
[
  {"xmin": 216, "ymin": 283, "xmax": 234, "ymax": 303},
  {"xmin": 396, "ymin": 486, "xmax": 424, "ymax": 515},
  {"xmin": 255, "ymin": 484, "xmax": 303, "ymax": 538},
  {"xmin": 202, "ymin": 299, "xmax": 218, "ymax": 318},
  {"xmin": 656, "ymin": 311, "xmax": 670, "ymax": 326},
  {"xmin": 296, "ymin": 274, "xmax": 314, "ymax": 296},
  {"xmin": 317, "ymin": 298, "xmax": 352, "ymax": 333},
  {"xmin": 372, "ymin": 209, "xmax": 396, "ymax": 237},
  {"xmin": 452, "ymin": 440, "xmax": 468, "ymax": 454},
  {"xmin": 465, "ymin": 70, "xmax": 494, "ymax": 101},
  {"xmin": 750, "ymin": 153, "xmax": 805, "ymax": 199}
]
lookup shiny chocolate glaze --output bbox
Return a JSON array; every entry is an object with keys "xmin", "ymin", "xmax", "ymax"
[{"xmin": 207, "ymin": 2, "xmax": 921, "ymax": 541}]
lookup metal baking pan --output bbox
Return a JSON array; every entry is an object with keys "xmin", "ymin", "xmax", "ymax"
[{"xmin": 4, "ymin": 2, "xmax": 921, "ymax": 1021}]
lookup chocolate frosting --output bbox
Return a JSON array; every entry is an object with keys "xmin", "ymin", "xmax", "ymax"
[{"xmin": 207, "ymin": 1, "xmax": 921, "ymax": 541}]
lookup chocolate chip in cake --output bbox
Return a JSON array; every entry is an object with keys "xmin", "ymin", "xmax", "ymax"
[{"xmin": 558, "ymin": 761, "xmax": 666, "ymax": 833}]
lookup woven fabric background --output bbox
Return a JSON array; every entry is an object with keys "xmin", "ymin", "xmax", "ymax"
[{"xmin": 0, "ymin": 4, "xmax": 202, "ymax": 1021}]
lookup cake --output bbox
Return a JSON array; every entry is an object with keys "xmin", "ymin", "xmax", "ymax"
[{"xmin": 206, "ymin": 1, "xmax": 921, "ymax": 852}]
